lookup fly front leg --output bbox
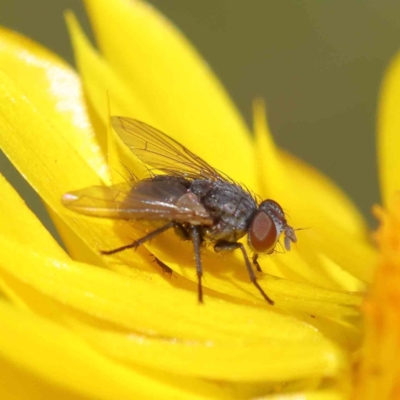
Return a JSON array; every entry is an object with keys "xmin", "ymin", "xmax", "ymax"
[
  {"xmin": 214, "ymin": 241, "xmax": 274, "ymax": 305},
  {"xmin": 252, "ymin": 254, "xmax": 263, "ymax": 272}
]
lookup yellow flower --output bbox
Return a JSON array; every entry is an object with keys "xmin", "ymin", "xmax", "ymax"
[
  {"xmin": 351, "ymin": 52, "xmax": 400, "ymax": 400},
  {"xmin": 0, "ymin": 0, "xmax": 391, "ymax": 398}
]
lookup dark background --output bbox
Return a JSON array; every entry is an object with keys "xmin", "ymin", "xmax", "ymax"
[{"xmin": 1, "ymin": 0, "xmax": 400, "ymax": 229}]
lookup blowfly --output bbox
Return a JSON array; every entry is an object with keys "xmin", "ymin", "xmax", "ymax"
[{"xmin": 62, "ymin": 117, "xmax": 297, "ymax": 305}]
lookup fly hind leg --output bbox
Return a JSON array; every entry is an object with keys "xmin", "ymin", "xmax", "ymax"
[{"xmin": 101, "ymin": 221, "xmax": 176, "ymax": 255}]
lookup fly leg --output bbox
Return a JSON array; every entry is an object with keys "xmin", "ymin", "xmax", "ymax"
[
  {"xmin": 252, "ymin": 254, "xmax": 263, "ymax": 272},
  {"xmin": 101, "ymin": 221, "xmax": 176, "ymax": 255},
  {"xmin": 214, "ymin": 241, "xmax": 274, "ymax": 305},
  {"xmin": 190, "ymin": 226, "xmax": 204, "ymax": 304}
]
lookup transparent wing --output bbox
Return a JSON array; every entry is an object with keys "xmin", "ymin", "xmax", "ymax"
[
  {"xmin": 62, "ymin": 178, "xmax": 212, "ymax": 224},
  {"xmin": 111, "ymin": 116, "xmax": 227, "ymax": 181}
]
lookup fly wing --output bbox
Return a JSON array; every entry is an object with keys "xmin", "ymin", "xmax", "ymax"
[
  {"xmin": 111, "ymin": 116, "xmax": 227, "ymax": 181},
  {"xmin": 62, "ymin": 178, "xmax": 213, "ymax": 224}
]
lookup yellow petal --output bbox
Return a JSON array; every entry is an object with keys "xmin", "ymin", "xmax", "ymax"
[
  {"xmin": 0, "ymin": 27, "xmax": 116, "ymax": 259},
  {"xmin": 0, "ymin": 357, "xmax": 83, "ymax": 400},
  {"xmin": 0, "ymin": 173, "xmax": 65, "ymax": 258},
  {"xmin": 142, "ymin": 232, "xmax": 361, "ymax": 320},
  {"xmin": 65, "ymin": 11, "xmax": 152, "ymax": 184},
  {"xmin": 0, "ymin": 300, "xmax": 223, "ymax": 400},
  {"xmin": 84, "ymin": 0, "xmax": 257, "ymax": 190},
  {"xmin": 65, "ymin": 11, "xmax": 154, "ymax": 136},
  {"xmin": 0, "ymin": 172, "xmax": 68, "ymax": 307},
  {"xmin": 259, "ymin": 390, "xmax": 343, "ymax": 400},
  {"xmin": 0, "ymin": 233, "xmax": 344, "ymax": 385},
  {"xmin": 71, "ymin": 321, "xmax": 342, "ymax": 382},
  {"xmin": 378, "ymin": 52, "xmax": 400, "ymax": 208},
  {"xmin": 253, "ymin": 99, "xmax": 287, "ymax": 199},
  {"xmin": 0, "ymin": 232, "xmax": 333, "ymax": 343},
  {"xmin": 253, "ymin": 100, "xmax": 375, "ymax": 285},
  {"xmin": 0, "ymin": 27, "xmax": 108, "ymax": 182},
  {"xmin": 0, "ymin": 66, "xmax": 149, "ymax": 268}
]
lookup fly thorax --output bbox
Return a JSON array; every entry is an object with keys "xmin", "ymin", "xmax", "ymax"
[{"xmin": 192, "ymin": 181, "xmax": 257, "ymax": 243}]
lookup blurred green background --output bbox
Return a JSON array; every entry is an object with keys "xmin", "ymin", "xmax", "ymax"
[{"xmin": 1, "ymin": 0, "xmax": 399, "ymax": 229}]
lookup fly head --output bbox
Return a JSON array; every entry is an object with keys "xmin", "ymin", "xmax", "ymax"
[{"xmin": 248, "ymin": 199, "xmax": 296, "ymax": 254}]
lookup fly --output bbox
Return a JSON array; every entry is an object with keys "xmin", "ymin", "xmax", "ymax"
[{"xmin": 62, "ymin": 117, "xmax": 297, "ymax": 305}]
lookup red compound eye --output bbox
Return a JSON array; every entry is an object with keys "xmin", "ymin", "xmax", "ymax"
[{"xmin": 248, "ymin": 210, "xmax": 278, "ymax": 253}]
